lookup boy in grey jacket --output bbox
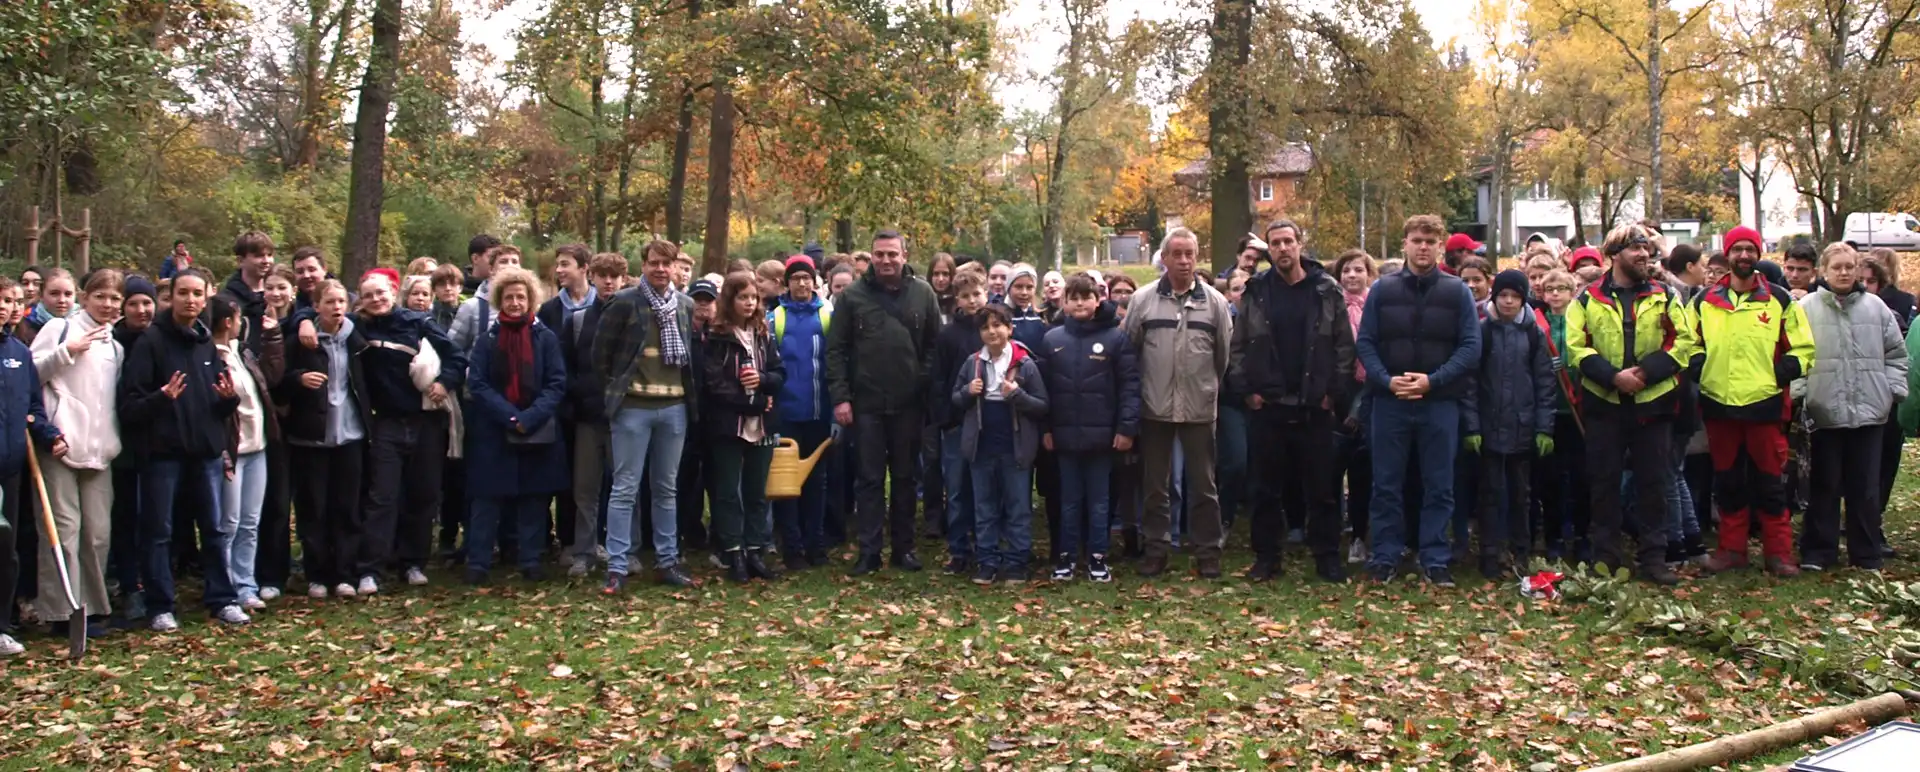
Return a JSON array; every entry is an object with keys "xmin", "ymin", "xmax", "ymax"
[
  {"xmin": 1461, "ymin": 270, "xmax": 1556, "ymax": 578},
  {"xmin": 952, "ymin": 305, "xmax": 1049, "ymax": 585}
]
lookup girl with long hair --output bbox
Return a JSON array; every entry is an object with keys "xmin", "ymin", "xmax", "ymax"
[
  {"xmin": 29, "ymin": 268, "xmax": 120, "ymax": 636},
  {"xmin": 701, "ymin": 272, "xmax": 786, "ymax": 582}
]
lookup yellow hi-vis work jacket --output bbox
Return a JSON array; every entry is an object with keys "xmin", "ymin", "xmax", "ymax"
[{"xmin": 1688, "ymin": 276, "xmax": 1817, "ymax": 422}]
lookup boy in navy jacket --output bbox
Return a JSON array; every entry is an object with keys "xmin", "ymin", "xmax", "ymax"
[{"xmin": 1039, "ymin": 274, "xmax": 1139, "ymax": 582}]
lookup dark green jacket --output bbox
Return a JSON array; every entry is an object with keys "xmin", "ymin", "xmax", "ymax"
[{"xmin": 825, "ymin": 266, "xmax": 942, "ymax": 415}]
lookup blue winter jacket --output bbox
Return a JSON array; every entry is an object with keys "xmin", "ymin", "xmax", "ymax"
[
  {"xmin": 1038, "ymin": 302, "xmax": 1141, "ymax": 451},
  {"xmin": 0, "ymin": 334, "xmax": 60, "ymax": 479},
  {"xmin": 1461, "ymin": 312, "xmax": 1557, "ymax": 455},
  {"xmin": 464, "ymin": 319, "xmax": 570, "ymax": 499},
  {"xmin": 1010, "ymin": 303, "xmax": 1049, "ymax": 354},
  {"xmin": 771, "ymin": 293, "xmax": 831, "ymax": 424}
]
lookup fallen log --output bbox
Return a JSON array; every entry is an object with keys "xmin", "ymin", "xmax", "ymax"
[{"xmin": 1586, "ymin": 692, "xmax": 1910, "ymax": 772}]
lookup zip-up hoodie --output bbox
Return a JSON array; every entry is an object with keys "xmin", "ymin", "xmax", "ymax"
[
  {"xmin": 118, "ymin": 312, "xmax": 239, "ymax": 459},
  {"xmin": 951, "ymin": 341, "xmax": 1049, "ymax": 467},
  {"xmin": 31, "ymin": 311, "xmax": 124, "ymax": 470},
  {"xmin": 771, "ymin": 293, "xmax": 831, "ymax": 424},
  {"xmin": 929, "ymin": 307, "xmax": 983, "ymax": 429}
]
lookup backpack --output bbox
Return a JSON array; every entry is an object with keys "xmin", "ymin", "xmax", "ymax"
[{"xmin": 771, "ymin": 302, "xmax": 831, "ymax": 344}]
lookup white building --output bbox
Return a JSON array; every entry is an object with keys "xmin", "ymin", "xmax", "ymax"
[{"xmin": 1474, "ymin": 177, "xmax": 1648, "ymax": 249}]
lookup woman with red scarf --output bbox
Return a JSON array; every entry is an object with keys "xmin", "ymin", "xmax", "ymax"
[{"xmin": 462, "ymin": 266, "xmax": 569, "ymax": 585}]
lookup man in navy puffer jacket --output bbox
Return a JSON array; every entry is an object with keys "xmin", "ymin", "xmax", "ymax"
[{"xmin": 1038, "ymin": 276, "xmax": 1140, "ymax": 582}]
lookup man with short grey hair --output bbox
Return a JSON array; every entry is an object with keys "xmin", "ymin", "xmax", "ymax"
[{"xmin": 1124, "ymin": 227, "xmax": 1233, "ymax": 579}]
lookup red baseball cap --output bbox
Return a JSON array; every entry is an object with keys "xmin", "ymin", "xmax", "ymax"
[{"xmin": 1445, "ymin": 233, "xmax": 1483, "ymax": 253}]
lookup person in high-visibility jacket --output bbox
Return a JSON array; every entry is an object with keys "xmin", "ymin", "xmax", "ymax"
[
  {"xmin": 1689, "ymin": 225, "xmax": 1817, "ymax": 576},
  {"xmin": 1563, "ymin": 223, "xmax": 1696, "ymax": 586}
]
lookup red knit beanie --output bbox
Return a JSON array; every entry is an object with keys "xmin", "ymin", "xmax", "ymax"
[{"xmin": 1724, "ymin": 225, "xmax": 1762, "ymax": 253}]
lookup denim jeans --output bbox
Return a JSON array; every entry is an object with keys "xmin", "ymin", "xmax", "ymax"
[
  {"xmin": 221, "ymin": 450, "xmax": 269, "ymax": 598},
  {"xmin": 970, "ymin": 453, "xmax": 1033, "ymax": 572},
  {"xmin": 1056, "ymin": 450, "xmax": 1114, "ymax": 559},
  {"xmin": 1367, "ymin": 398, "xmax": 1460, "ymax": 570},
  {"xmin": 941, "ymin": 427, "xmax": 975, "ymax": 560},
  {"xmin": 468, "ymin": 495, "xmax": 549, "ymax": 574},
  {"xmin": 1666, "ymin": 426, "xmax": 1700, "ymax": 543},
  {"xmin": 141, "ymin": 456, "xmax": 235, "ymax": 615},
  {"xmin": 605, "ymin": 402, "xmax": 689, "ymax": 574},
  {"xmin": 1216, "ymin": 403, "xmax": 1249, "ymax": 527},
  {"xmin": 773, "ymin": 420, "xmax": 833, "ymax": 556}
]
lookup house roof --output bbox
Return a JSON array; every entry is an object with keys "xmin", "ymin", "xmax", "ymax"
[{"xmin": 1173, "ymin": 143, "xmax": 1314, "ymax": 189}]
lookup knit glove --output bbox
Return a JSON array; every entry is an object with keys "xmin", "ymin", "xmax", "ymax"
[
  {"xmin": 1535, "ymin": 432, "xmax": 1555, "ymax": 457},
  {"xmin": 1464, "ymin": 434, "xmax": 1482, "ymax": 454}
]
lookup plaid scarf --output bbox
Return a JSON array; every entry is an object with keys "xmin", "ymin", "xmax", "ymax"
[{"xmin": 636, "ymin": 279, "xmax": 689, "ymax": 367}]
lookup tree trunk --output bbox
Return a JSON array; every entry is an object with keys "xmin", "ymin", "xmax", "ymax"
[
  {"xmin": 701, "ymin": 78, "xmax": 736, "ymax": 274},
  {"xmin": 1205, "ymin": 0, "xmax": 1254, "ymax": 275},
  {"xmin": 611, "ymin": 2, "xmax": 644, "ymax": 251},
  {"xmin": 664, "ymin": 0, "xmax": 702, "ymax": 245},
  {"xmin": 1645, "ymin": 0, "xmax": 1663, "ymax": 219},
  {"xmin": 341, "ymin": 0, "xmax": 401, "ymax": 282},
  {"xmin": 835, "ymin": 217, "xmax": 854, "ymax": 254},
  {"xmin": 590, "ymin": 66, "xmax": 607, "ymax": 252}
]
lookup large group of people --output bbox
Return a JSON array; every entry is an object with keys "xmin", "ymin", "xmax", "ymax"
[{"xmin": 0, "ymin": 214, "xmax": 1909, "ymax": 655}]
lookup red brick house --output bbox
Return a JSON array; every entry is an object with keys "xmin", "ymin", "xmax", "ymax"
[{"xmin": 1172, "ymin": 143, "xmax": 1315, "ymax": 218}]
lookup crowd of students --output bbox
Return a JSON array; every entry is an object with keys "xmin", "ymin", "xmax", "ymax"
[{"xmin": 0, "ymin": 214, "xmax": 1907, "ymax": 654}]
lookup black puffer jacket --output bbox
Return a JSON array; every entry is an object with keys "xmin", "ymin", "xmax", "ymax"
[
  {"xmin": 118, "ymin": 313, "xmax": 240, "ymax": 459},
  {"xmin": 1038, "ymin": 302, "xmax": 1141, "ymax": 451}
]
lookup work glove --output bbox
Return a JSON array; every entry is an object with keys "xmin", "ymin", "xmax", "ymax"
[
  {"xmin": 1535, "ymin": 432, "xmax": 1555, "ymax": 457},
  {"xmin": 1464, "ymin": 434, "xmax": 1482, "ymax": 454}
]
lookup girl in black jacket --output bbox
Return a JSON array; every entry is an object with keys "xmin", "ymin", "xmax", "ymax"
[
  {"xmin": 702, "ymin": 273, "xmax": 786, "ymax": 583},
  {"xmin": 118, "ymin": 269, "xmax": 246, "ymax": 631},
  {"xmin": 281, "ymin": 280, "xmax": 372, "ymax": 600}
]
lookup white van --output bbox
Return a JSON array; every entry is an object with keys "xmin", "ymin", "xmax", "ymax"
[{"xmin": 1843, "ymin": 212, "xmax": 1920, "ymax": 250}]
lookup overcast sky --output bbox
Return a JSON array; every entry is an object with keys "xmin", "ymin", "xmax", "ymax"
[{"xmin": 458, "ymin": 0, "xmax": 1480, "ymax": 117}]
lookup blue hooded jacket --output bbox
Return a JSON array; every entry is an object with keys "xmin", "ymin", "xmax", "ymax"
[
  {"xmin": 0, "ymin": 332, "xmax": 60, "ymax": 478},
  {"xmin": 771, "ymin": 293, "xmax": 831, "ymax": 424}
]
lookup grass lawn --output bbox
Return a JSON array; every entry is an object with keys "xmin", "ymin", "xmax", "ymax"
[{"xmin": 6, "ymin": 470, "xmax": 1920, "ymax": 771}]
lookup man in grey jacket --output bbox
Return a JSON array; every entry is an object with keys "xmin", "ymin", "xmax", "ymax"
[{"xmin": 1124, "ymin": 227, "xmax": 1232, "ymax": 579}]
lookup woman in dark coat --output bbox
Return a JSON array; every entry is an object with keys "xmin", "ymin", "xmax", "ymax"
[
  {"xmin": 702, "ymin": 272, "xmax": 786, "ymax": 583},
  {"xmin": 462, "ymin": 267, "xmax": 568, "ymax": 585}
]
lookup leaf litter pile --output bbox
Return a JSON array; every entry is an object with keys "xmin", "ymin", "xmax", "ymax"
[{"xmin": 5, "ymin": 512, "xmax": 1919, "ymax": 770}]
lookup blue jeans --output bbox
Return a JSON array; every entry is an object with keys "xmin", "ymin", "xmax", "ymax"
[
  {"xmin": 970, "ymin": 453, "xmax": 1033, "ymax": 572},
  {"xmin": 1057, "ymin": 450, "xmax": 1114, "ymax": 559},
  {"xmin": 1667, "ymin": 427, "xmax": 1700, "ymax": 542},
  {"xmin": 941, "ymin": 427, "xmax": 975, "ymax": 560},
  {"xmin": 1368, "ymin": 397, "xmax": 1460, "ymax": 570},
  {"xmin": 774, "ymin": 420, "xmax": 833, "ymax": 556},
  {"xmin": 1216, "ymin": 403, "xmax": 1248, "ymax": 526},
  {"xmin": 605, "ymin": 403, "xmax": 689, "ymax": 574},
  {"xmin": 221, "ymin": 450, "xmax": 268, "ymax": 598},
  {"xmin": 468, "ymin": 495, "xmax": 549, "ymax": 574},
  {"xmin": 141, "ymin": 456, "xmax": 235, "ymax": 614}
]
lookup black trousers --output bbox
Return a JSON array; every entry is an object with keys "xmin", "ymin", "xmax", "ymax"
[
  {"xmin": 855, "ymin": 410, "xmax": 924, "ymax": 558},
  {"xmin": 1338, "ymin": 428, "xmax": 1371, "ymax": 540},
  {"xmin": 109, "ymin": 466, "xmax": 141, "ymax": 595},
  {"xmin": 361, "ymin": 413, "xmax": 447, "ymax": 578},
  {"xmin": 256, "ymin": 440, "xmax": 293, "ymax": 590},
  {"xmin": 438, "ymin": 458, "xmax": 467, "ymax": 553},
  {"xmin": 1250, "ymin": 406, "xmax": 1338, "ymax": 563},
  {"xmin": 293, "ymin": 442, "xmax": 366, "ymax": 587},
  {"xmin": 1804, "ymin": 425, "xmax": 1888, "ymax": 569},
  {"xmin": 1878, "ymin": 417, "xmax": 1904, "ymax": 526},
  {"xmin": 0, "ymin": 475, "xmax": 17, "ymax": 631},
  {"xmin": 1585, "ymin": 411, "xmax": 1672, "ymax": 572},
  {"xmin": 1478, "ymin": 452, "xmax": 1532, "ymax": 563}
]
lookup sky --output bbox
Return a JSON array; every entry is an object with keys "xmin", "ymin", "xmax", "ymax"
[{"xmin": 459, "ymin": 0, "xmax": 1482, "ymax": 116}]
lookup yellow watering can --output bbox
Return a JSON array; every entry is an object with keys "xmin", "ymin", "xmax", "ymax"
[{"xmin": 766, "ymin": 436, "xmax": 833, "ymax": 499}]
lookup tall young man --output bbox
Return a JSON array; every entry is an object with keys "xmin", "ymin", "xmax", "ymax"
[
  {"xmin": 1354, "ymin": 215, "xmax": 1482, "ymax": 587},
  {"xmin": 1693, "ymin": 226, "xmax": 1817, "ymax": 577},
  {"xmin": 1227, "ymin": 219, "xmax": 1355, "ymax": 583}
]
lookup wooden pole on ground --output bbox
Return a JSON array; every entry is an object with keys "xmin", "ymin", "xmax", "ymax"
[{"xmin": 1587, "ymin": 691, "xmax": 1910, "ymax": 772}]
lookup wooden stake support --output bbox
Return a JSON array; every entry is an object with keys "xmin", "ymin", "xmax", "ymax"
[
  {"xmin": 1588, "ymin": 692, "xmax": 1911, "ymax": 772},
  {"xmin": 23, "ymin": 206, "xmax": 91, "ymax": 273}
]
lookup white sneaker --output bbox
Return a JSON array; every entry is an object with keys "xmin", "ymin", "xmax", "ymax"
[
  {"xmin": 258, "ymin": 587, "xmax": 282, "ymax": 601},
  {"xmin": 333, "ymin": 583, "xmax": 357, "ymax": 598},
  {"xmin": 151, "ymin": 612, "xmax": 180, "ymax": 632},
  {"xmin": 1348, "ymin": 540, "xmax": 1368, "ymax": 564},
  {"xmin": 405, "ymin": 568, "xmax": 428, "ymax": 587},
  {"xmin": 358, "ymin": 575, "xmax": 379, "ymax": 595},
  {"xmin": 214, "ymin": 605, "xmax": 251, "ymax": 625},
  {"xmin": 240, "ymin": 594, "xmax": 267, "ymax": 611},
  {"xmin": 307, "ymin": 583, "xmax": 328, "ymax": 599},
  {"xmin": 0, "ymin": 633, "xmax": 22, "ymax": 657}
]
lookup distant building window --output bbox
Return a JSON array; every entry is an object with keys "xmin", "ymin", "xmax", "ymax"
[
  {"xmin": 1796, "ymin": 207, "xmax": 1812, "ymax": 225},
  {"xmin": 1259, "ymin": 179, "xmax": 1275, "ymax": 202}
]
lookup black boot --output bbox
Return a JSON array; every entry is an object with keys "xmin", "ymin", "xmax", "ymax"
[
  {"xmin": 1124, "ymin": 529, "xmax": 1143, "ymax": 560},
  {"xmin": 725, "ymin": 550, "xmax": 751, "ymax": 583},
  {"xmin": 745, "ymin": 549, "xmax": 781, "ymax": 581}
]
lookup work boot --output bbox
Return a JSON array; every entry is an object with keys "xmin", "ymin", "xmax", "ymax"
[
  {"xmin": 1196, "ymin": 555, "xmax": 1223, "ymax": 579},
  {"xmin": 1245, "ymin": 559, "xmax": 1279, "ymax": 582},
  {"xmin": 1703, "ymin": 550, "xmax": 1750, "ymax": 574},
  {"xmin": 744, "ymin": 549, "xmax": 781, "ymax": 581},
  {"xmin": 1138, "ymin": 552, "xmax": 1168, "ymax": 578},
  {"xmin": 1640, "ymin": 564, "xmax": 1682, "ymax": 586},
  {"xmin": 1765, "ymin": 555, "xmax": 1801, "ymax": 578}
]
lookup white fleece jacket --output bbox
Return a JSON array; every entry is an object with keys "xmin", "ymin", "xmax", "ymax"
[{"xmin": 30, "ymin": 312, "xmax": 124, "ymax": 470}]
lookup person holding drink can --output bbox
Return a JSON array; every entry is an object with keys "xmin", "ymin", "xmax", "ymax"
[{"xmin": 701, "ymin": 272, "xmax": 787, "ymax": 583}]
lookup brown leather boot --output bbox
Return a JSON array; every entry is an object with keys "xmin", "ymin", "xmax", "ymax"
[
  {"xmin": 1138, "ymin": 553, "xmax": 1168, "ymax": 578},
  {"xmin": 1764, "ymin": 555, "xmax": 1801, "ymax": 578},
  {"xmin": 1703, "ymin": 550, "xmax": 1750, "ymax": 574},
  {"xmin": 1196, "ymin": 555, "xmax": 1223, "ymax": 579}
]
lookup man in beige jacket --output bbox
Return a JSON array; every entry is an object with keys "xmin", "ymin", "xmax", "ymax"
[{"xmin": 1125, "ymin": 228, "xmax": 1233, "ymax": 578}]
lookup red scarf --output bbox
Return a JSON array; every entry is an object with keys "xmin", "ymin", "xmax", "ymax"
[{"xmin": 495, "ymin": 314, "xmax": 536, "ymax": 408}]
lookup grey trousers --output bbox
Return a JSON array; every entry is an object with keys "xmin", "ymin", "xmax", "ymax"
[
  {"xmin": 1141, "ymin": 420, "xmax": 1222, "ymax": 559},
  {"xmin": 569, "ymin": 422, "xmax": 609, "ymax": 562}
]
